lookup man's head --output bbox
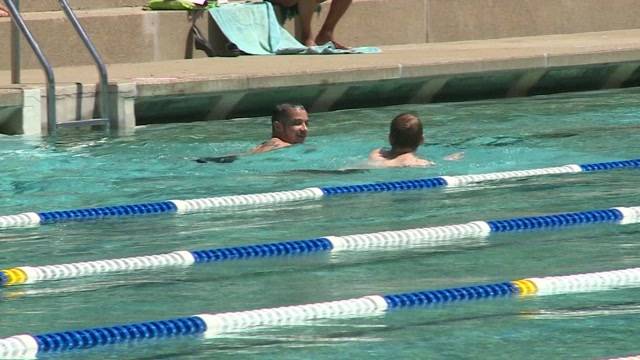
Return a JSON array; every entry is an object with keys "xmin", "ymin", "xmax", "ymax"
[
  {"xmin": 389, "ymin": 113, "xmax": 424, "ymax": 150},
  {"xmin": 271, "ymin": 103, "xmax": 309, "ymax": 144}
]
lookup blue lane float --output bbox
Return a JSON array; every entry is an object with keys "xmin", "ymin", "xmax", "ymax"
[
  {"xmin": 383, "ymin": 282, "xmax": 518, "ymax": 309},
  {"xmin": 33, "ymin": 316, "xmax": 207, "ymax": 353},
  {"xmin": 3, "ymin": 267, "xmax": 640, "ymax": 358},
  {"xmin": 486, "ymin": 209, "xmax": 624, "ymax": 232},
  {"xmin": 37, "ymin": 202, "xmax": 178, "ymax": 224},
  {"xmin": 578, "ymin": 159, "xmax": 640, "ymax": 172},
  {"xmin": 191, "ymin": 238, "xmax": 333, "ymax": 263},
  {"xmin": 0, "ymin": 158, "xmax": 638, "ymax": 230},
  {"xmin": 320, "ymin": 177, "xmax": 447, "ymax": 195},
  {"xmin": 2, "ymin": 206, "xmax": 639, "ymax": 287}
]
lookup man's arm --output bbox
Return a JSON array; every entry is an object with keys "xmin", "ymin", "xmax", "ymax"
[
  {"xmin": 195, "ymin": 155, "xmax": 239, "ymax": 163},
  {"xmin": 443, "ymin": 151, "xmax": 465, "ymax": 161},
  {"xmin": 196, "ymin": 138, "xmax": 293, "ymax": 164}
]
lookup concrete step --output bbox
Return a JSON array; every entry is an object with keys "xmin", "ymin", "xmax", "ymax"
[
  {"xmin": 0, "ymin": 4, "xmax": 297, "ymax": 71},
  {"xmin": 2, "ymin": 0, "xmax": 640, "ymax": 71},
  {"xmin": 306, "ymin": 0, "xmax": 640, "ymax": 44},
  {"xmin": 3, "ymin": 29, "xmax": 640, "ymax": 136},
  {"xmin": 15, "ymin": 0, "xmax": 146, "ymax": 13},
  {"xmin": 0, "ymin": 7, "xmax": 214, "ymax": 71}
]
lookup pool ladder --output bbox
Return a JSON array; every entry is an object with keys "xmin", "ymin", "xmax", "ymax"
[{"xmin": 4, "ymin": 0, "xmax": 111, "ymax": 136}]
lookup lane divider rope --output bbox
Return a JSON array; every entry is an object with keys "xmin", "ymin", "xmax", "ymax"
[
  {"xmin": 0, "ymin": 159, "xmax": 638, "ymax": 229},
  {"xmin": 2, "ymin": 206, "xmax": 639, "ymax": 287},
  {"xmin": 2, "ymin": 267, "xmax": 640, "ymax": 358}
]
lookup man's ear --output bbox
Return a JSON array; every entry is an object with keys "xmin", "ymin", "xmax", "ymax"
[{"xmin": 273, "ymin": 121, "xmax": 283, "ymax": 135}]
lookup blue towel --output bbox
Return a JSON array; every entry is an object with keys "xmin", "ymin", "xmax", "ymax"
[{"xmin": 209, "ymin": 2, "xmax": 380, "ymax": 55}]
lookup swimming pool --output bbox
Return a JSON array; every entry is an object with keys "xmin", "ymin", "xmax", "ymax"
[{"xmin": 1, "ymin": 87, "xmax": 640, "ymax": 359}]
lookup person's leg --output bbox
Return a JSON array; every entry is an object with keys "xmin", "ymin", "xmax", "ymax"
[
  {"xmin": 268, "ymin": 0, "xmax": 298, "ymax": 6},
  {"xmin": 296, "ymin": 0, "xmax": 318, "ymax": 46},
  {"xmin": 267, "ymin": 0, "xmax": 317, "ymax": 47},
  {"xmin": 0, "ymin": 5, "xmax": 10, "ymax": 17},
  {"xmin": 315, "ymin": 0, "xmax": 352, "ymax": 49}
]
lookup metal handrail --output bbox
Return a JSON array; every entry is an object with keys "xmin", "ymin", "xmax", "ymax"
[
  {"xmin": 3, "ymin": 0, "xmax": 57, "ymax": 134},
  {"xmin": 3, "ymin": 0, "xmax": 111, "ymax": 135},
  {"xmin": 9, "ymin": 0, "xmax": 20, "ymax": 84},
  {"xmin": 57, "ymin": 0, "xmax": 110, "ymax": 131}
]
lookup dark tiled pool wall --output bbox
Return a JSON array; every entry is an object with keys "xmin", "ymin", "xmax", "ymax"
[{"xmin": 135, "ymin": 61, "xmax": 640, "ymax": 125}]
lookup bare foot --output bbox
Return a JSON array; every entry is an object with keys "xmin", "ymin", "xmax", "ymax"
[
  {"xmin": 0, "ymin": 5, "xmax": 9, "ymax": 17},
  {"xmin": 304, "ymin": 39, "xmax": 317, "ymax": 47},
  {"xmin": 315, "ymin": 33, "xmax": 349, "ymax": 49},
  {"xmin": 327, "ymin": 39, "xmax": 350, "ymax": 50}
]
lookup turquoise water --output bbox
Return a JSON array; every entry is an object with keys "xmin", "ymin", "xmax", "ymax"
[{"xmin": 1, "ymin": 88, "xmax": 640, "ymax": 359}]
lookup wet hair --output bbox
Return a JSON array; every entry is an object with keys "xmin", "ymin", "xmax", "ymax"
[
  {"xmin": 389, "ymin": 113, "xmax": 423, "ymax": 150},
  {"xmin": 271, "ymin": 103, "xmax": 306, "ymax": 126}
]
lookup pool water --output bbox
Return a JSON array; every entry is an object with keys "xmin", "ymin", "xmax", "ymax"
[{"xmin": 1, "ymin": 88, "xmax": 640, "ymax": 359}]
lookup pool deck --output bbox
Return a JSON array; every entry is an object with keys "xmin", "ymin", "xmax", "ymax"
[{"xmin": 2, "ymin": 28, "xmax": 640, "ymax": 135}]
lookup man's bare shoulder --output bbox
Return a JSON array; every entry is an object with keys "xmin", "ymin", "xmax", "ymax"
[
  {"xmin": 402, "ymin": 156, "xmax": 434, "ymax": 167},
  {"xmin": 368, "ymin": 148, "xmax": 385, "ymax": 161},
  {"xmin": 368, "ymin": 151, "xmax": 434, "ymax": 168},
  {"xmin": 388, "ymin": 154, "xmax": 433, "ymax": 167},
  {"xmin": 251, "ymin": 138, "xmax": 291, "ymax": 154}
]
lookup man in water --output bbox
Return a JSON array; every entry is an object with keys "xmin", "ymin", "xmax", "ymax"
[
  {"xmin": 251, "ymin": 103, "xmax": 309, "ymax": 153},
  {"xmin": 368, "ymin": 113, "xmax": 432, "ymax": 167},
  {"xmin": 196, "ymin": 103, "xmax": 309, "ymax": 163}
]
